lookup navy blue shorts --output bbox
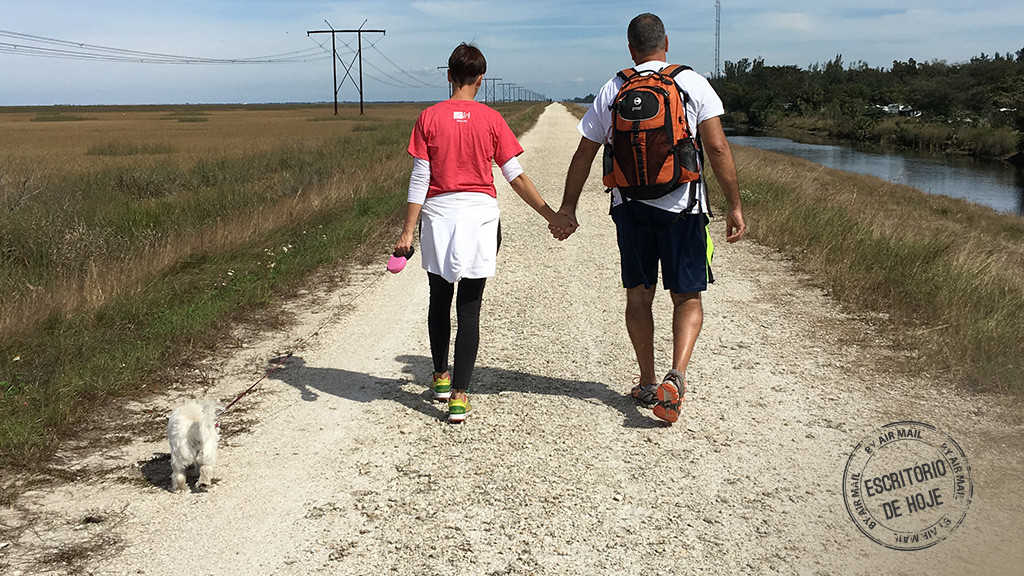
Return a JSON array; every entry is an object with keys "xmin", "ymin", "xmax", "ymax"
[{"xmin": 610, "ymin": 202, "xmax": 714, "ymax": 293}]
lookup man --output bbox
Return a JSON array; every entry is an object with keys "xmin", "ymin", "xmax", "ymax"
[{"xmin": 555, "ymin": 12, "xmax": 745, "ymax": 424}]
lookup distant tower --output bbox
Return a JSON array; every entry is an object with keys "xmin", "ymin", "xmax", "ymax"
[{"xmin": 715, "ymin": 0, "xmax": 721, "ymax": 78}]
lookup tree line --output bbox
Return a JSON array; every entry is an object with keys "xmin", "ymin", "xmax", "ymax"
[{"xmin": 710, "ymin": 50, "xmax": 1024, "ymax": 160}]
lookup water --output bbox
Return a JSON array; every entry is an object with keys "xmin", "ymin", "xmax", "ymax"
[{"xmin": 729, "ymin": 135, "xmax": 1024, "ymax": 216}]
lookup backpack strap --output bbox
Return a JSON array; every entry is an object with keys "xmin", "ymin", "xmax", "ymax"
[
  {"xmin": 616, "ymin": 68, "xmax": 637, "ymax": 82},
  {"xmin": 662, "ymin": 64, "xmax": 693, "ymax": 78},
  {"xmin": 609, "ymin": 68, "xmax": 638, "ymax": 111},
  {"xmin": 659, "ymin": 64, "xmax": 705, "ymax": 215}
]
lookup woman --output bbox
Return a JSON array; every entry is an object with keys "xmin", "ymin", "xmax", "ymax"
[{"xmin": 394, "ymin": 43, "xmax": 570, "ymax": 423}]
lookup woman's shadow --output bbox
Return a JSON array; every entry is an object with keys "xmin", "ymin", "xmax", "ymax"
[{"xmin": 266, "ymin": 354, "xmax": 663, "ymax": 428}]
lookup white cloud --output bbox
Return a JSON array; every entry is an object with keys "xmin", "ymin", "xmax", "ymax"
[{"xmin": 761, "ymin": 12, "xmax": 819, "ymax": 35}]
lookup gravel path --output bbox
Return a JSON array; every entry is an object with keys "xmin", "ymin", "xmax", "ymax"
[{"xmin": 2, "ymin": 103, "xmax": 1022, "ymax": 576}]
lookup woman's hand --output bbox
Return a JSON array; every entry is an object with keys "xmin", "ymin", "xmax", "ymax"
[{"xmin": 394, "ymin": 230, "xmax": 414, "ymax": 257}]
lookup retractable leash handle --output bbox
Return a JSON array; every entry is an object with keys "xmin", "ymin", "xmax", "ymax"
[{"xmin": 387, "ymin": 246, "xmax": 415, "ymax": 274}]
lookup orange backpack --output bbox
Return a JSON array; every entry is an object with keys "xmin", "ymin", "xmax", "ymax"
[{"xmin": 602, "ymin": 64, "xmax": 702, "ymax": 203}]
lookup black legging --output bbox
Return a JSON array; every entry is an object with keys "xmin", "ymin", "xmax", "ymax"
[{"xmin": 427, "ymin": 273, "xmax": 485, "ymax": 391}]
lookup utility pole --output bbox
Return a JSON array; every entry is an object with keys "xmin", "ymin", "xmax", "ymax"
[
  {"xmin": 307, "ymin": 20, "xmax": 385, "ymax": 115},
  {"xmin": 498, "ymin": 82, "xmax": 513, "ymax": 102},
  {"xmin": 483, "ymin": 77, "xmax": 502, "ymax": 103}
]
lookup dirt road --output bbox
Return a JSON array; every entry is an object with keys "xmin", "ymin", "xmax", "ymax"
[{"xmin": 2, "ymin": 103, "xmax": 1022, "ymax": 575}]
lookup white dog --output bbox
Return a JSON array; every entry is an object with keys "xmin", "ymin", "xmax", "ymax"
[{"xmin": 167, "ymin": 400, "xmax": 220, "ymax": 492}]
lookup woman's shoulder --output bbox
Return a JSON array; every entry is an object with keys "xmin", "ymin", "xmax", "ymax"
[
  {"xmin": 420, "ymin": 100, "xmax": 451, "ymax": 116},
  {"xmin": 473, "ymin": 102, "xmax": 512, "ymax": 126}
]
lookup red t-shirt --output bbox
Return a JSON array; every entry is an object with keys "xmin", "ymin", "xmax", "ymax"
[{"xmin": 408, "ymin": 100, "xmax": 524, "ymax": 199}]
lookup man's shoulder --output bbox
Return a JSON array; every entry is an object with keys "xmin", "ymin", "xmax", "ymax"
[{"xmin": 673, "ymin": 67, "xmax": 712, "ymax": 85}]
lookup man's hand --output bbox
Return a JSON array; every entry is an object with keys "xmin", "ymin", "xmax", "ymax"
[
  {"xmin": 725, "ymin": 207, "xmax": 746, "ymax": 243},
  {"xmin": 554, "ymin": 137, "xmax": 600, "ymax": 241}
]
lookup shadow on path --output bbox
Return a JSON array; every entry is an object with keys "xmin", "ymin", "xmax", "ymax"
[{"xmin": 267, "ymin": 354, "xmax": 663, "ymax": 429}]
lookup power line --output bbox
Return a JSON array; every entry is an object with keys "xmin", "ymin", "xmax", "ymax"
[
  {"xmin": 365, "ymin": 42, "xmax": 444, "ymax": 89},
  {"xmin": 358, "ymin": 52, "xmax": 443, "ymax": 89},
  {"xmin": 316, "ymin": 33, "xmax": 443, "ymax": 90},
  {"xmin": 0, "ymin": 29, "xmax": 328, "ymax": 65}
]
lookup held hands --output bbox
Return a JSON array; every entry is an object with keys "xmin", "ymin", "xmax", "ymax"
[{"xmin": 548, "ymin": 207, "xmax": 579, "ymax": 241}]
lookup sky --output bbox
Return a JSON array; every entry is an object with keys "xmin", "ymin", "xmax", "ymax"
[{"xmin": 1, "ymin": 0, "xmax": 1023, "ymax": 106}]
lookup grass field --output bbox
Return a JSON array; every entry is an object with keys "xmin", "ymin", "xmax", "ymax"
[
  {"xmin": 0, "ymin": 101, "xmax": 547, "ymax": 469},
  {"xmin": 0, "ymin": 103, "xmax": 424, "ymax": 166}
]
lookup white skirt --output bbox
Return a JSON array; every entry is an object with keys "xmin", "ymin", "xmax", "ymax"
[{"xmin": 420, "ymin": 192, "xmax": 500, "ymax": 283}]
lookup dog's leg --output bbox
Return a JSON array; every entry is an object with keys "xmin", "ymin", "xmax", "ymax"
[
  {"xmin": 196, "ymin": 465, "xmax": 213, "ymax": 491},
  {"xmin": 196, "ymin": 443, "xmax": 217, "ymax": 491},
  {"xmin": 170, "ymin": 459, "xmax": 187, "ymax": 492},
  {"xmin": 196, "ymin": 464, "xmax": 214, "ymax": 490}
]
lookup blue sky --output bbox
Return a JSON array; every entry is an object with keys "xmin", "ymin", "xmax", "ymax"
[{"xmin": 1, "ymin": 0, "xmax": 1022, "ymax": 105}]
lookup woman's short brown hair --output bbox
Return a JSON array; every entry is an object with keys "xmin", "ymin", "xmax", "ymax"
[{"xmin": 448, "ymin": 43, "xmax": 486, "ymax": 87}]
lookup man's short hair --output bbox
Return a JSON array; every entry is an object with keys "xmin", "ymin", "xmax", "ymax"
[
  {"xmin": 448, "ymin": 43, "xmax": 486, "ymax": 87},
  {"xmin": 627, "ymin": 13, "xmax": 666, "ymax": 56}
]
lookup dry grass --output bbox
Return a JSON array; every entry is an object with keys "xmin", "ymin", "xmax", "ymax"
[
  {"xmin": 0, "ymin": 103, "xmax": 425, "ymax": 169},
  {"xmin": 0, "ymin": 103, "xmax": 425, "ymax": 466},
  {"xmin": 561, "ymin": 101, "xmax": 588, "ymax": 120},
  {"xmin": 724, "ymin": 144, "xmax": 1024, "ymax": 390},
  {"xmin": 0, "ymin": 103, "xmax": 426, "ymax": 337},
  {"xmin": 0, "ymin": 100, "xmax": 549, "ymax": 470}
]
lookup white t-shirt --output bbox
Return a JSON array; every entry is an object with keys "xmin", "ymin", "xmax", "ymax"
[{"xmin": 577, "ymin": 60, "xmax": 725, "ymax": 214}]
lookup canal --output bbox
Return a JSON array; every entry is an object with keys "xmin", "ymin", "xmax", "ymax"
[{"xmin": 729, "ymin": 135, "xmax": 1024, "ymax": 216}]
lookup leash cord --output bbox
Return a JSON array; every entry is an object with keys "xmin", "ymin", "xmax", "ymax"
[{"xmin": 218, "ymin": 268, "xmax": 386, "ymax": 419}]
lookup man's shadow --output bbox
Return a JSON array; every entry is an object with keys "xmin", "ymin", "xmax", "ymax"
[{"xmin": 267, "ymin": 354, "xmax": 663, "ymax": 428}]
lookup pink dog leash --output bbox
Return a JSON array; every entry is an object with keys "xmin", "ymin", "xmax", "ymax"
[{"xmin": 387, "ymin": 246, "xmax": 414, "ymax": 273}]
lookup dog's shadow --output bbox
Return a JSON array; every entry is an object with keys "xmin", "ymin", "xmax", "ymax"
[
  {"xmin": 267, "ymin": 354, "xmax": 663, "ymax": 429},
  {"xmin": 139, "ymin": 453, "xmax": 217, "ymax": 493}
]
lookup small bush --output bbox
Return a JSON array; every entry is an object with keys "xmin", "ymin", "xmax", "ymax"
[
  {"xmin": 31, "ymin": 114, "xmax": 89, "ymax": 122},
  {"xmin": 85, "ymin": 142, "xmax": 175, "ymax": 156}
]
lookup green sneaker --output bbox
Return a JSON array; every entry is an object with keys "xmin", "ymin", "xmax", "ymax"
[
  {"xmin": 432, "ymin": 372, "xmax": 451, "ymax": 401},
  {"xmin": 447, "ymin": 397, "xmax": 472, "ymax": 423}
]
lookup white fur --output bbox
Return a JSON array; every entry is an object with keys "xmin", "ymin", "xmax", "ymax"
[{"xmin": 166, "ymin": 400, "xmax": 220, "ymax": 492}]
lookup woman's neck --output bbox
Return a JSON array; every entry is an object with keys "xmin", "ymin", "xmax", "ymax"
[{"xmin": 450, "ymin": 76, "xmax": 482, "ymax": 101}]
